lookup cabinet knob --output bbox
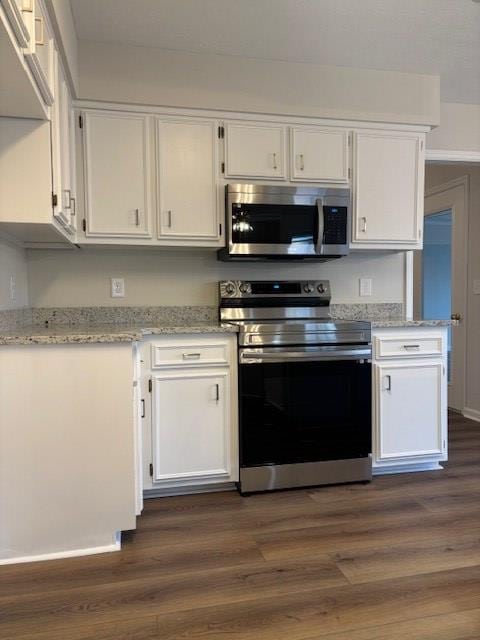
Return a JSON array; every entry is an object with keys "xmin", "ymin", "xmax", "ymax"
[{"xmin": 361, "ymin": 217, "xmax": 367, "ymax": 233}]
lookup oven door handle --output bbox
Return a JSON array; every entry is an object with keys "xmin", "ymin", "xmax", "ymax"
[
  {"xmin": 315, "ymin": 198, "xmax": 324, "ymax": 255},
  {"xmin": 240, "ymin": 348, "xmax": 371, "ymax": 364}
]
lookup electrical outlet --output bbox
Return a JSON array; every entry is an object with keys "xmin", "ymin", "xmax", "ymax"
[
  {"xmin": 111, "ymin": 277, "xmax": 125, "ymax": 298},
  {"xmin": 359, "ymin": 277, "xmax": 372, "ymax": 297},
  {"xmin": 9, "ymin": 275, "xmax": 16, "ymax": 301}
]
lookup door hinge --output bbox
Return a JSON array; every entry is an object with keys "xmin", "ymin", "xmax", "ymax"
[
  {"xmin": 148, "ymin": 378, "xmax": 152, "ymax": 393},
  {"xmin": 82, "ymin": 219, "xmax": 86, "ymax": 232},
  {"xmin": 221, "ymin": 162, "xmax": 225, "ymax": 173},
  {"xmin": 79, "ymin": 115, "xmax": 83, "ymax": 129},
  {"xmin": 149, "ymin": 463, "xmax": 153, "ymax": 477},
  {"xmin": 218, "ymin": 125, "xmax": 225, "ymax": 139},
  {"xmin": 51, "ymin": 193, "xmax": 57, "ymax": 207}
]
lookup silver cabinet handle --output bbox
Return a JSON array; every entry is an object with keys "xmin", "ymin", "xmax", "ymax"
[
  {"xmin": 403, "ymin": 344, "xmax": 420, "ymax": 350},
  {"xmin": 215, "ymin": 383, "xmax": 220, "ymax": 402},
  {"xmin": 299, "ymin": 154, "xmax": 305, "ymax": 171},
  {"xmin": 272, "ymin": 153, "xmax": 278, "ymax": 170},
  {"xmin": 361, "ymin": 217, "xmax": 367, "ymax": 233},
  {"xmin": 166, "ymin": 210, "xmax": 172, "ymax": 228},
  {"xmin": 70, "ymin": 197, "xmax": 76, "ymax": 216},
  {"xmin": 384, "ymin": 374, "xmax": 392, "ymax": 391},
  {"xmin": 63, "ymin": 189, "xmax": 71, "ymax": 209},
  {"xmin": 35, "ymin": 16, "xmax": 44, "ymax": 45},
  {"xmin": 182, "ymin": 352, "xmax": 201, "ymax": 360},
  {"xmin": 134, "ymin": 208, "xmax": 140, "ymax": 226},
  {"xmin": 140, "ymin": 399, "xmax": 145, "ymax": 419}
]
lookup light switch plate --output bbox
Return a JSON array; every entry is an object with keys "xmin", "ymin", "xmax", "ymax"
[
  {"xmin": 111, "ymin": 277, "xmax": 125, "ymax": 298},
  {"xmin": 474, "ymin": 279, "xmax": 480, "ymax": 295},
  {"xmin": 359, "ymin": 277, "xmax": 372, "ymax": 297}
]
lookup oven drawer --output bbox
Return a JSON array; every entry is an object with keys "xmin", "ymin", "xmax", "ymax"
[
  {"xmin": 374, "ymin": 335, "xmax": 443, "ymax": 359},
  {"xmin": 151, "ymin": 343, "xmax": 229, "ymax": 368}
]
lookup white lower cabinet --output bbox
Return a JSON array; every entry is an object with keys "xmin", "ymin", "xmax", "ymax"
[
  {"xmin": 372, "ymin": 327, "xmax": 448, "ymax": 474},
  {"xmin": 142, "ymin": 334, "xmax": 238, "ymax": 493}
]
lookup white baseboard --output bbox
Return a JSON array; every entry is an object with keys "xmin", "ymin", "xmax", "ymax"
[
  {"xmin": 144, "ymin": 482, "xmax": 236, "ymax": 498},
  {"xmin": 0, "ymin": 536, "xmax": 121, "ymax": 566},
  {"xmin": 463, "ymin": 407, "xmax": 480, "ymax": 423},
  {"xmin": 373, "ymin": 462, "xmax": 443, "ymax": 476}
]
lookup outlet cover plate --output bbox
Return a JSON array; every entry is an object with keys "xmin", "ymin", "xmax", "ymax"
[{"xmin": 111, "ymin": 277, "xmax": 125, "ymax": 298}]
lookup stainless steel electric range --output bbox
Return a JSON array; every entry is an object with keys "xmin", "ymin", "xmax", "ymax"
[{"xmin": 219, "ymin": 279, "xmax": 372, "ymax": 494}]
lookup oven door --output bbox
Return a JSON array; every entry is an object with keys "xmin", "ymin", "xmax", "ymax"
[{"xmin": 239, "ymin": 346, "xmax": 372, "ymax": 467}]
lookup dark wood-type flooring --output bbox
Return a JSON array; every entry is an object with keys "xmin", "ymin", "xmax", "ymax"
[{"xmin": 3, "ymin": 412, "xmax": 480, "ymax": 639}]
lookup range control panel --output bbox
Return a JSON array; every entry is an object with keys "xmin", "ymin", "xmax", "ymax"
[{"xmin": 219, "ymin": 280, "xmax": 331, "ymax": 298}]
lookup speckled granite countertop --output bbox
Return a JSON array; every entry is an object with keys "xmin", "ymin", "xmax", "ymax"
[
  {"xmin": 363, "ymin": 318, "xmax": 453, "ymax": 328},
  {"xmin": 0, "ymin": 322, "xmax": 239, "ymax": 345}
]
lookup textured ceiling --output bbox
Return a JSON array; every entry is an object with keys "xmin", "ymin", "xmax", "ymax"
[{"xmin": 70, "ymin": 0, "xmax": 480, "ymax": 103}]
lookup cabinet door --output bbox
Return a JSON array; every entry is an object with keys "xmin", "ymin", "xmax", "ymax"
[
  {"xmin": 225, "ymin": 122, "xmax": 286, "ymax": 179},
  {"xmin": 51, "ymin": 51, "xmax": 76, "ymax": 234},
  {"xmin": 156, "ymin": 118, "xmax": 219, "ymax": 241},
  {"xmin": 22, "ymin": 0, "xmax": 54, "ymax": 105},
  {"xmin": 374, "ymin": 361, "xmax": 446, "ymax": 463},
  {"xmin": 83, "ymin": 111, "xmax": 153, "ymax": 238},
  {"xmin": 352, "ymin": 130, "xmax": 424, "ymax": 248},
  {"xmin": 151, "ymin": 369, "xmax": 233, "ymax": 485},
  {"xmin": 290, "ymin": 126, "xmax": 349, "ymax": 182}
]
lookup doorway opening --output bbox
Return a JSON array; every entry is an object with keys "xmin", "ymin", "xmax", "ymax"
[{"xmin": 421, "ymin": 209, "xmax": 453, "ymax": 381}]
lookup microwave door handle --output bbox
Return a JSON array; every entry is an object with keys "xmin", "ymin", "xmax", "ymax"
[{"xmin": 315, "ymin": 199, "xmax": 324, "ymax": 254}]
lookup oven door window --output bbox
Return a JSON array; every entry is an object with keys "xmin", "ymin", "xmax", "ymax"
[
  {"xmin": 239, "ymin": 360, "xmax": 371, "ymax": 466},
  {"xmin": 231, "ymin": 203, "xmax": 317, "ymax": 246}
]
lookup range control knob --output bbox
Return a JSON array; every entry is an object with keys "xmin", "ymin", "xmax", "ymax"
[
  {"xmin": 317, "ymin": 283, "xmax": 326, "ymax": 294},
  {"xmin": 224, "ymin": 282, "xmax": 236, "ymax": 295},
  {"xmin": 239, "ymin": 282, "xmax": 252, "ymax": 294},
  {"xmin": 303, "ymin": 283, "xmax": 314, "ymax": 293}
]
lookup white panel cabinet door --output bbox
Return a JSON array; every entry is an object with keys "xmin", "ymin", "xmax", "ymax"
[
  {"xmin": 374, "ymin": 360, "xmax": 446, "ymax": 465},
  {"xmin": 290, "ymin": 126, "xmax": 349, "ymax": 183},
  {"xmin": 156, "ymin": 117, "xmax": 220, "ymax": 242},
  {"xmin": 22, "ymin": 0, "xmax": 55, "ymax": 106},
  {"xmin": 225, "ymin": 122, "xmax": 286, "ymax": 179},
  {"xmin": 51, "ymin": 50, "xmax": 76, "ymax": 235},
  {"xmin": 151, "ymin": 369, "xmax": 234, "ymax": 486},
  {"xmin": 352, "ymin": 130, "xmax": 424, "ymax": 249},
  {"xmin": 83, "ymin": 111, "xmax": 153, "ymax": 238}
]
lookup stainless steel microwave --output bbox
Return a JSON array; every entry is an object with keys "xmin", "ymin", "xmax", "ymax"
[{"xmin": 218, "ymin": 184, "xmax": 350, "ymax": 261}]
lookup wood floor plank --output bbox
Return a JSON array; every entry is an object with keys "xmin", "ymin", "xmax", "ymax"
[
  {"xmin": 304, "ymin": 609, "xmax": 480, "ymax": 640},
  {"xmin": 0, "ymin": 556, "xmax": 348, "ymax": 636},
  {"xmin": 152, "ymin": 566, "xmax": 480, "ymax": 640},
  {"xmin": 332, "ymin": 535, "xmax": 480, "ymax": 584},
  {"xmin": 1, "ymin": 616, "xmax": 159, "ymax": 640},
  {"xmin": 0, "ymin": 535, "xmax": 264, "ymax": 598}
]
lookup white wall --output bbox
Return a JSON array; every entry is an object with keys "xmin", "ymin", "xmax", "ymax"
[
  {"xmin": 78, "ymin": 41, "xmax": 439, "ymax": 126},
  {"xmin": 425, "ymin": 164, "xmax": 480, "ymax": 416},
  {"xmin": 26, "ymin": 248, "xmax": 405, "ymax": 307},
  {"xmin": 0, "ymin": 238, "xmax": 29, "ymax": 310},
  {"xmin": 427, "ymin": 103, "xmax": 480, "ymax": 153}
]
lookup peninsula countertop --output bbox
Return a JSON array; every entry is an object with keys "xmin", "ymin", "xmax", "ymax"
[{"xmin": 0, "ymin": 322, "xmax": 239, "ymax": 345}]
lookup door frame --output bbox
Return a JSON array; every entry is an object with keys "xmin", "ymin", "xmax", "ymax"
[{"xmin": 406, "ymin": 174, "xmax": 469, "ymax": 412}]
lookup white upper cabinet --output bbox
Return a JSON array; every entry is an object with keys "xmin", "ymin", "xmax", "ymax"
[
  {"xmin": 351, "ymin": 129, "xmax": 424, "ymax": 249},
  {"xmin": 51, "ymin": 50, "xmax": 76, "ymax": 235},
  {"xmin": 83, "ymin": 111, "xmax": 153, "ymax": 238},
  {"xmin": 290, "ymin": 126, "xmax": 350, "ymax": 183},
  {"xmin": 22, "ymin": 0, "xmax": 54, "ymax": 106},
  {"xmin": 156, "ymin": 117, "xmax": 220, "ymax": 243},
  {"xmin": 224, "ymin": 122, "xmax": 287, "ymax": 179}
]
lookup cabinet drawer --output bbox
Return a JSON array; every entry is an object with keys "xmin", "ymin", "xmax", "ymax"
[
  {"xmin": 151, "ymin": 343, "xmax": 229, "ymax": 368},
  {"xmin": 375, "ymin": 335, "xmax": 442, "ymax": 359}
]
